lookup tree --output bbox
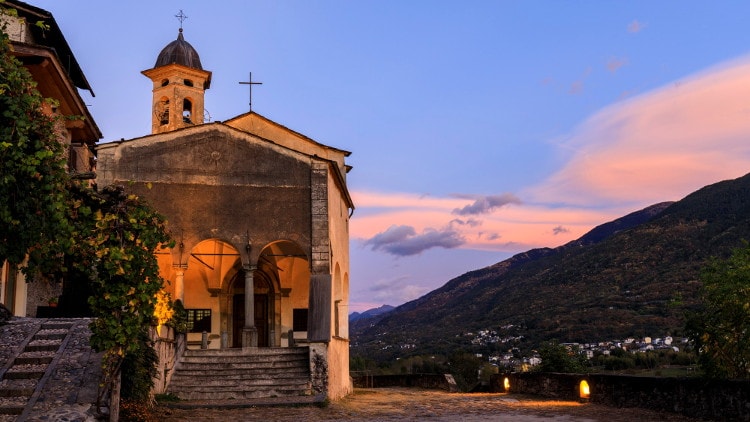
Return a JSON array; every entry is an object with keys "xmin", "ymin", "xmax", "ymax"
[
  {"xmin": 64, "ymin": 184, "xmax": 173, "ymax": 409},
  {"xmin": 687, "ymin": 243, "xmax": 750, "ymax": 379},
  {"xmin": 535, "ymin": 341, "xmax": 588, "ymax": 373},
  {"xmin": 2, "ymin": 11, "xmax": 175, "ymax": 416},
  {"xmin": 0, "ymin": 17, "xmax": 71, "ymax": 269}
]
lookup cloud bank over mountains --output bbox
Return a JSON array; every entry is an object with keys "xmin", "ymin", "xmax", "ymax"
[{"xmin": 353, "ymin": 54, "xmax": 750, "ymax": 258}]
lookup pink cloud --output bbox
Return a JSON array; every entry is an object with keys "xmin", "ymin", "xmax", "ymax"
[
  {"xmin": 351, "ymin": 190, "xmax": 614, "ymax": 254},
  {"xmin": 531, "ymin": 55, "xmax": 750, "ymax": 207},
  {"xmin": 607, "ymin": 57, "xmax": 627, "ymax": 73},
  {"xmin": 352, "ymin": 55, "xmax": 750, "ymax": 261},
  {"xmin": 628, "ymin": 20, "xmax": 645, "ymax": 33}
]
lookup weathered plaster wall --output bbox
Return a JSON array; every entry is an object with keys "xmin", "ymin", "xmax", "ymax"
[
  {"xmin": 98, "ymin": 126, "xmax": 314, "ymax": 259},
  {"xmin": 327, "ymin": 337, "xmax": 352, "ymax": 400}
]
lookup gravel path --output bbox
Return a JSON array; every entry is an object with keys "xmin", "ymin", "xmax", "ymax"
[{"xmin": 155, "ymin": 387, "xmax": 697, "ymax": 421}]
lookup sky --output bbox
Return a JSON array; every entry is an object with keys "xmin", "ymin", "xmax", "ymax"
[{"xmin": 28, "ymin": 1, "xmax": 750, "ymax": 313}]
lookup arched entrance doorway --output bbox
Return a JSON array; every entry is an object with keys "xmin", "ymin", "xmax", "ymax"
[
  {"xmin": 230, "ymin": 271, "xmax": 273, "ymax": 348},
  {"xmin": 180, "ymin": 239, "xmax": 241, "ymax": 348}
]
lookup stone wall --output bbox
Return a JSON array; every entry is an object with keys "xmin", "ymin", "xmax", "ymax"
[
  {"xmin": 352, "ymin": 373, "xmax": 458, "ymax": 392},
  {"xmin": 490, "ymin": 372, "xmax": 750, "ymax": 420},
  {"xmin": 326, "ymin": 337, "xmax": 353, "ymax": 400},
  {"xmin": 151, "ymin": 325, "xmax": 186, "ymax": 395}
]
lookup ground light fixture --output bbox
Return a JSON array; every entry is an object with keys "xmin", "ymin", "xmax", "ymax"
[
  {"xmin": 579, "ymin": 380, "xmax": 591, "ymax": 401},
  {"xmin": 503, "ymin": 377, "xmax": 510, "ymax": 392}
]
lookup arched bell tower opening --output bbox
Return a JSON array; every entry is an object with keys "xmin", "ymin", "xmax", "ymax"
[{"xmin": 142, "ymin": 28, "xmax": 212, "ymax": 134}]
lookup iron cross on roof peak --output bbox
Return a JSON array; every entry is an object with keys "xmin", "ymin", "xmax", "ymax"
[
  {"xmin": 175, "ymin": 10, "xmax": 188, "ymax": 30},
  {"xmin": 239, "ymin": 72, "xmax": 263, "ymax": 112}
]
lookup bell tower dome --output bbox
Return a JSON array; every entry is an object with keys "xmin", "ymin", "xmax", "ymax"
[{"xmin": 142, "ymin": 28, "xmax": 212, "ymax": 134}]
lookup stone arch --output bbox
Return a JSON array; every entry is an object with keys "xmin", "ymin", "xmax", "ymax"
[
  {"xmin": 187, "ymin": 239, "xmax": 241, "ymax": 294},
  {"xmin": 257, "ymin": 240, "xmax": 310, "ymax": 346},
  {"xmin": 178, "ymin": 238, "xmax": 241, "ymax": 348},
  {"xmin": 182, "ymin": 97, "xmax": 193, "ymax": 123},
  {"xmin": 157, "ymin": 96, "xmax": 170, "ymax": 125},
  {"xmin": 225, "ymin": 266, "xmax": 277, "ymax": 348},
  {"xmin": 257, "ymin": 240, "xmax": 308, "ymax": 289}
]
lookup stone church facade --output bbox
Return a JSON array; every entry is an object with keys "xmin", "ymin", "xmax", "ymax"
[{"xmin": 96, "ymin": 29, "xmax": 354, "ymax": 399}]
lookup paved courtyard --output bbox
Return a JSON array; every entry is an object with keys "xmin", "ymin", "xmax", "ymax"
[{"xmin": 155, "ymin": 387, "xmax": 697, "ymax": 421}]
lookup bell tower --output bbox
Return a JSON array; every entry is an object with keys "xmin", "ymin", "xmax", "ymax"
[{"xmin": 142, "ymin": 28, "xmax": 212, "ymax": 134}]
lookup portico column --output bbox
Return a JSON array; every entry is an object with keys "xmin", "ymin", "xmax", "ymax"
[
  {"xmin": 174, "ymin": 268, "xmax": 185, "ymax": 303},
  {"xmin": 243, "ymin": 266, "xmax": 258, "ymax": 348}
]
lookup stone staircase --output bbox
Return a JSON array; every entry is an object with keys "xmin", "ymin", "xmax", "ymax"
[
  {"xmin": 167, "ymin": 347, "xmax": 313, "ymax": 401},
  {"xmin": 0, "ymin": 319, "xmax": 82, "ymax": 419},
  {"xmin": 0, "ymin": 318, "xmax": 100, "ymax": 421}
]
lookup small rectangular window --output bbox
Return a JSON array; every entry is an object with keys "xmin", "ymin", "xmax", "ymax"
[
  {"xmin": 186, "ymin": 309, "xmax": 212, "ymax": 333},
  {"xmin": 293, "ymin": 308, "xmax": 308, "ymax": 332}
]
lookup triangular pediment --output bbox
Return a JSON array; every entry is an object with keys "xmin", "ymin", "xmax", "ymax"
[
  {"xmin": 98, "ymin": 124, "xmax": 313, "ymax": 186},
  {"xmin": 225, "ymin": 112, "xmax": 350, "ymax": 162}
]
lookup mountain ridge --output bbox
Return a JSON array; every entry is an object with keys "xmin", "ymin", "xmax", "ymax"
[{"xmin": 351, "ymin": 173, "xmax": 750, "ymax": 361}]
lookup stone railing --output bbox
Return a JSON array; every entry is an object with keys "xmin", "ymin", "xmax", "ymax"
[
  {"xmin": 150, "ymin": 325, "xmax": 186, "ymax": 395},
  {"xmin": 351, "ymin": 373, "xmax": 458, "ymax": 392},
  {"xmin": 491, "ymin": 372, "xmax": 750, "ymax": 420}
]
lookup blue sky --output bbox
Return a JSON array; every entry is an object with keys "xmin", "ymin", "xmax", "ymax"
[{"xmin": 31, "ymin": 1, "xmax": 750, "ymax": 312}]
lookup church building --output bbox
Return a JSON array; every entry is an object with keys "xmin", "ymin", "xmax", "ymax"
[{"xmin": 96, "ymin": 27, "xmax": 354, "ymax": 399}]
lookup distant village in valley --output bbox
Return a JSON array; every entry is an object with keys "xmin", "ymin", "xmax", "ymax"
[{"xmin": 464, "ymin": 326, "xmax": 687, "ymax": 370}]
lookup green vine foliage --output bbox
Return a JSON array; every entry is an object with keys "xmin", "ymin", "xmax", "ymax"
[
  {"xmin": 65, "ymin": 184, "xmax": 173, "ymax": 405},
  {"xmin": 0, "ymin": 20, "xmax": 71, "ymax": 269},
  {"xmin": 2, "ymin": 10, "xmax": 175, "ymax": 409}
]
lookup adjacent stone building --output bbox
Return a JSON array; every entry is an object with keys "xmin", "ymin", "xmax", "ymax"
[
  {"xmin": 96, "ymin": 28, "xmax": 354, "ymax": 399},
  {"xmin": 0, "ymin": 0, "xmax": 101, "ymax": 316}
]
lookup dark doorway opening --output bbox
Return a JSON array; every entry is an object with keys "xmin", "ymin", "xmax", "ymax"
[{"xmin": 232, "ymin": 294, "xmax": 268, "ymax": 347}]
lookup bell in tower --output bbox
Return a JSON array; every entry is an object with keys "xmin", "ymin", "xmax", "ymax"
[{"xmin": 142, "ymin": 26, "xmax": 212, "ymax": 134}]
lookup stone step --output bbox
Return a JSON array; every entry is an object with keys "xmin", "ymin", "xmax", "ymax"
[
  {"xmin": 180, "ymin": 352, "xmax": 308, "ymax": 362},
  {"xmin": 33, "ymin": 332, "xmax": 67, "ymax": 341},
  {"xmin": 177, "ymin": 361, "xmax": 309, "ymax": 371},
  {"xmin": 3, "ymin": 371, "xmax": 44, "ymax": 380},
  {"xmin": 0, "ymin": 396, "xmax": 28, "ymax": 415},
  {"xmin": 171, "ymin": 368, "xmax": 309, "ymax": 379},
  {"xmin": 0, "ymin": 406, "xmax": 24, "ymax": 416},
  {"xmin": 0, "ymin": 387, "xmax": 34, "ymax": 398},
  {"xmin": 169, "ymin": 378, "xmax": 310, "ymax": 390},
  {"xmin": 0, "ymin": 379, "xmax": 37, "ymax": 398},
  {"xmin": 40, "ymin": 321, "xmax": 74, "ymax": 329},
  {"xmin": 4, "ymin": 363, "xmax": 47, "ymax": 380},
  {"xmin": 171, "ymin": 387, "xmax": 312, "ymax": 401},
  {"xmin": 14, "ymin": 355, "xmax": 54, "ymax": 365},
  {"xmin": 24, "ymin": 340, "xmax": 62, "ymax": 352},
  {"xmin": 183, "ymin": 347, "xmax": 308, "ymax": 357},
  {"xmin": 168, "ymin": 347, "xmax": 312, "ymax": 401},
  {"xmin": 170, "ymin": 372, "xmax": 310, "ymax": 383}
]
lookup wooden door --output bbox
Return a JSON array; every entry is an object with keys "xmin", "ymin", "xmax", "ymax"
[
  {"xmin": 255, "ymin": 294, "xmax": 268, "ymax": 347},
  {"xmin": 232, "ymin": 294, "xmax": 244, "ymax": 348},
  {"xmin": 232, "ymin": 294, "xmax": 268, "ymax": 347}
]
